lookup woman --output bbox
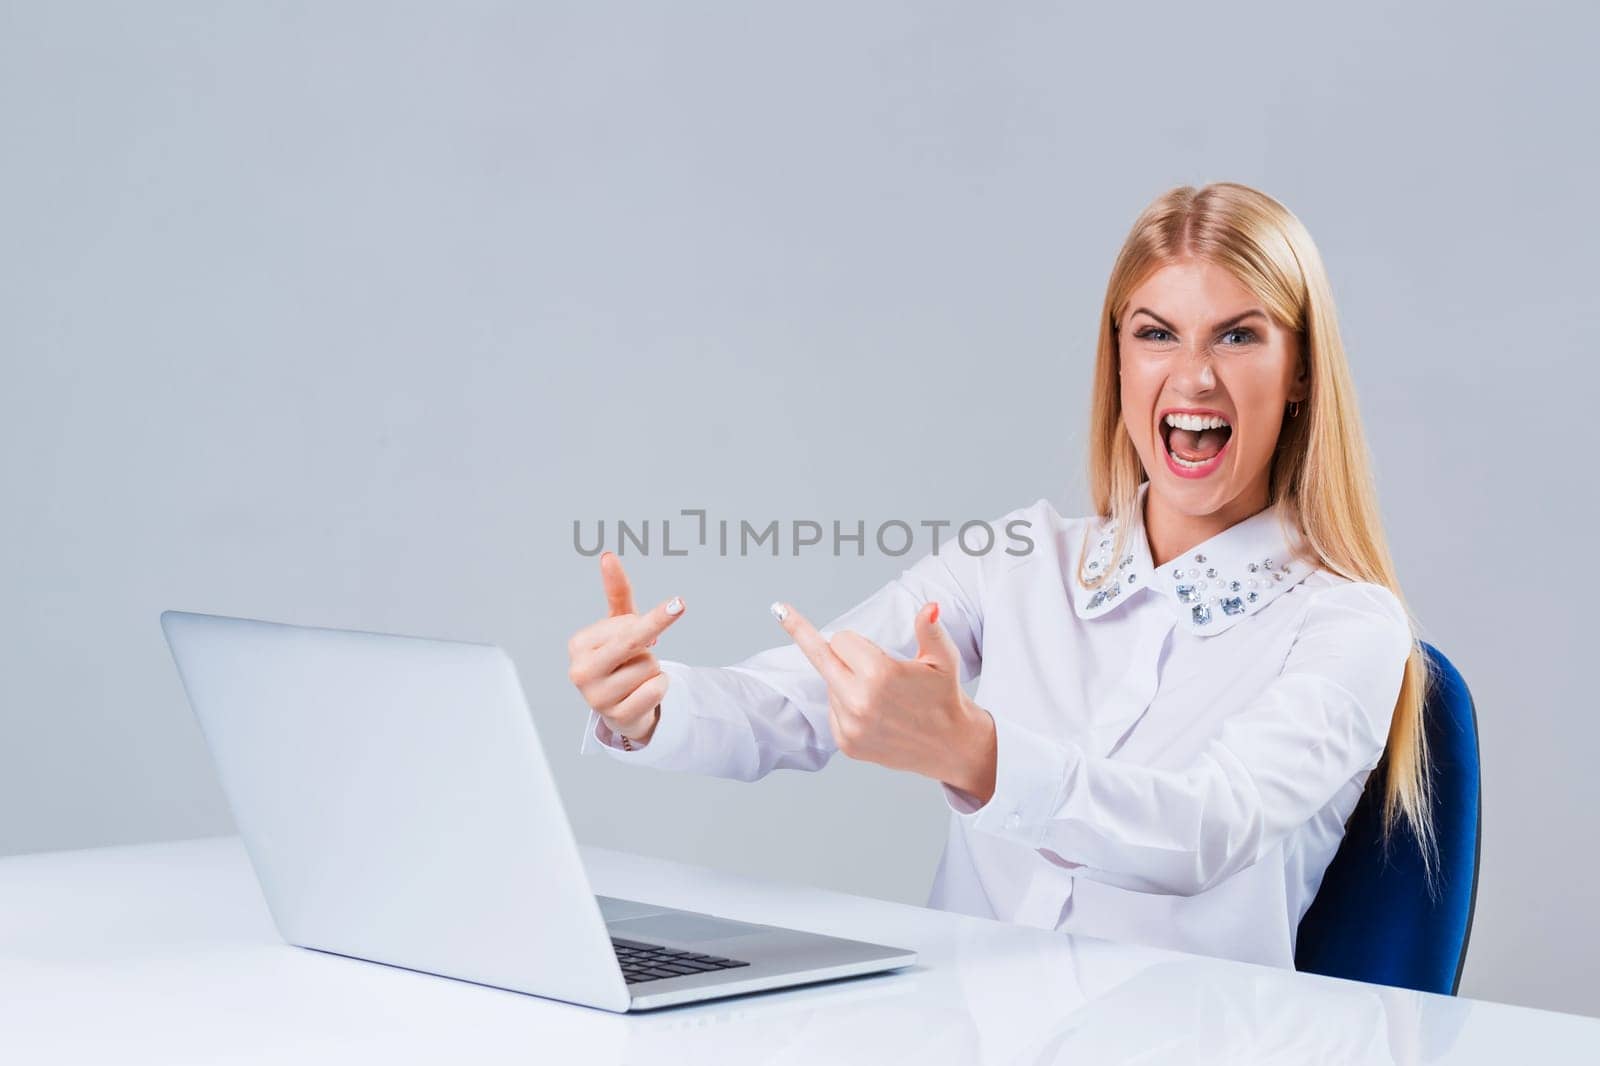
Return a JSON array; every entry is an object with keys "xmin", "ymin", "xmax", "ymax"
[{"xmin": 566, "ymin": 181, "xmax": 1435, "ymax": 970}]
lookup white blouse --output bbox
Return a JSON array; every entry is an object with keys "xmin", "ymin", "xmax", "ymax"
[{"xmin": 579, "ymin": 480, "xmax": 1414, "ymax": 969}]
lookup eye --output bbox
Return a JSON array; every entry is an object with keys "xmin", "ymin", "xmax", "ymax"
[
  {"xmin": 1219, "ymin": 327, "xmax": 1258, "ymax": 345},
  {"xmin": 1132, "ymin": 326, "xmax": 1173, "ymax": 342}
]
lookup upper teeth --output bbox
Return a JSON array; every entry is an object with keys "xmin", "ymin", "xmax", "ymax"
[{"xmin": 1165, "ymin": 413, "xmax": 1230, "ymax": 431}]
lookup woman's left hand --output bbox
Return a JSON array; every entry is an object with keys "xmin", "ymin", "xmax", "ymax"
[{"xmin": 771, "ymin": 600, "xmax": 997, "ymax": 803}]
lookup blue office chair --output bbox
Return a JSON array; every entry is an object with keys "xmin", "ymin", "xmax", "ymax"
[{"xmin": 1295, "ymin": 642, "xmax": 1481, "ymax": 995}]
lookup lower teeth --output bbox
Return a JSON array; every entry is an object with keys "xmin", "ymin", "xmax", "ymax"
[{"xmin": 1169, "ymin": 449, "xmax": 1216, "ymax": 468}]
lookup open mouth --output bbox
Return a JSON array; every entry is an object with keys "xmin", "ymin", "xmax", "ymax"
[{"xmin": 1159, "ymin": 412, "xmax": 1233, "ymax": 476}]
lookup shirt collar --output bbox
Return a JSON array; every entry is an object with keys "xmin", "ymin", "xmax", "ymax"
[{"xmin": 1072, "ymin": 480, "xmax": 1315, "ymax": 636}]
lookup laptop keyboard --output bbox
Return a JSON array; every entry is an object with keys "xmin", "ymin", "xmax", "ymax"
[{"xmin": 611, "ymin": 935, "xmax": 752, "ymax": 984}]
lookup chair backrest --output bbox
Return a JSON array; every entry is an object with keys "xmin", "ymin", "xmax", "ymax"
[{"xmin": 1295, "ymin": 642, "xmax": 1481, "ymax": 994}]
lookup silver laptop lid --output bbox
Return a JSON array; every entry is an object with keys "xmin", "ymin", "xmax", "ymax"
[{"xmin": 160, "ymin": 610, "xmax": 630, "ymax": 1012}]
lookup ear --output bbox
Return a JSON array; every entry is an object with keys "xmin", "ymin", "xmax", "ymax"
[{"xmin": 1288, "ymin": 344, "xmax": 1310, "ymax": 403}]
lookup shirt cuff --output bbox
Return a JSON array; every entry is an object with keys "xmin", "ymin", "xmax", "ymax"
[
  {"xmin": 940, "ymin": 711, "xmax": 1080, "ymax": 848},
  {"xmin": 577, "ymin": 660, "xmax": 696, "ymax": 768}
]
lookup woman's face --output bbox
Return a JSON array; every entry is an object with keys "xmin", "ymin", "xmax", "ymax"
[{"xmin": 1118, "ymin": 258, "xmax": 1308, "ymax": 520}]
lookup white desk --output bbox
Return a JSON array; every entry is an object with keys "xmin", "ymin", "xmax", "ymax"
[{"xmin": 0, "ymin": 837, "xmax": 1593, "ymax": 1063}]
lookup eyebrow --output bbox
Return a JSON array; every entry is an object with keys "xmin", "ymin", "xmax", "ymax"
[{"xmin": 1128, "ymin": 307, "xmax": 1268, "ymax": 332}]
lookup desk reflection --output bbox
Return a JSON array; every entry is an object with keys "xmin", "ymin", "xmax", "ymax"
[{"xmin": 612, "ymin": 922, "xmax": 1468, "ymax": 1066}]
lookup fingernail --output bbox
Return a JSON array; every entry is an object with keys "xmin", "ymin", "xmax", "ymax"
[
  {"xmin": 929, "ymin": 601, "xmax": 941, "ymax": 624},
  {"xmin": 665, "ymin": 596, "xmax": 684, "ymax": 616},
  {"xmin": 769, "ymin": 601, "xmax": 789, "ymax": 622}
]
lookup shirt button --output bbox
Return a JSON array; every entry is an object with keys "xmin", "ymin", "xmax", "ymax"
[{"xmin": 1005, "ymin": 811, "xmax": 1021, "ymax": 831}]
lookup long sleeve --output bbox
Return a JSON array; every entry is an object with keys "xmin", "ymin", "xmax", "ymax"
[
  {"xmin": 943, "ymin": 580, "xmax": 1413, "ymax": 897},
  {"xmin": 577, "ymin": 518, "xmax": 998, "ymax": 780}
]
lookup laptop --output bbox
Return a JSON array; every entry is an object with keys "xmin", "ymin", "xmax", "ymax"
[{"xmin": 159, "ymin": 610, "xmax": 917, "ymax": 1012}]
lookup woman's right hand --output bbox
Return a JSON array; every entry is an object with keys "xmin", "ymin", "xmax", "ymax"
[{"xmin": 567, "ymin": 551, "xmax": 686, "ymax": 746}]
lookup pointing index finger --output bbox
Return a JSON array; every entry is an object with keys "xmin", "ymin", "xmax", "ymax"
[
  {"xmin": 635, "ymin": 594, "xmax": 686, "ymax": 648},
  {"xmin": 771, "ymin": 601, "xmax": 851, "ymax": 689}
]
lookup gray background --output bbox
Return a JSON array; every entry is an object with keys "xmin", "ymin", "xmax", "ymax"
[{"xmin": 1, "ymin": 0, "xmax": 1593, "ymax": 1018}]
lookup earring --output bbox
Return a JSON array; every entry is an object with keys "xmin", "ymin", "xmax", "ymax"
[{"xmin": 1288, "ymin": 401, "xmax": 1302, "ymax": 418}]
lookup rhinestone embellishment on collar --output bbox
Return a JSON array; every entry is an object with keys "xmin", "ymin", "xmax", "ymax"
[
  {"xmin": 1077, "ymin": 517, "xmax": 1306, "ymax": 632},
  {"xmin": 1082, "ymin": 528, "xmax": 1141, "ymax": 611},
  {"xmin": 1167, "ymin": 547, "xmax": 1298, "ymax": 626}
]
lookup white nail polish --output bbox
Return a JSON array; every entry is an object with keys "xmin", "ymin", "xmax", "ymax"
[
  {"xmin": 769, "ymin": 601, "xmax": 788, "ymax": 622},
  {"xmin": 665, "ymin": 596, "xmax": 684, "ymax": 616}
]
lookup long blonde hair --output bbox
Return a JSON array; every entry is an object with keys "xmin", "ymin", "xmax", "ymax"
[{"xmin": 1079, "ymin": 182, "xmax": 1438, "ymax": 887}]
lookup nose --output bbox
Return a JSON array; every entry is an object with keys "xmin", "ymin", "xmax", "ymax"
[{"xmin": 1170, "ymin": 341, "xmax": 1217, "ymax": 396}]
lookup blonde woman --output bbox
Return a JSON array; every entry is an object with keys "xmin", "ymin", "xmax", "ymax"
[{"xmin": 567, "ymin": 182, "xmax": 1434, "ymax": 970}]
